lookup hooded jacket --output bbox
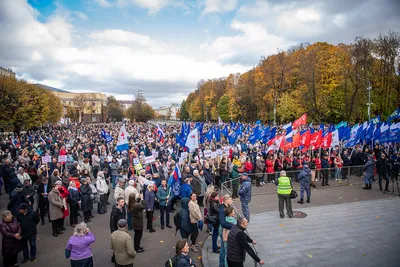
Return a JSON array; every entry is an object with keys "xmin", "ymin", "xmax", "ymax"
[
  {"xmin": 238, "ymin": 176, "xmax": 252, "ymax": 203},
  {"xmin": 179, "ymin": 198, "xmax": 194, "ymax": 236},
  {"xmin": 298, "ymin": 165, "xmax": 311, "ymax": 183}
]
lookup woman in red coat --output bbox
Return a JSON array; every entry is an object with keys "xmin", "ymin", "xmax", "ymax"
[
  {"xmin": 244, "ymin": 157, "xmax": 253, "ymax": 173},
  {"xmin": 266, "ymin": 154, "xmax": 275, "ymax": 183},
  {"xmin": 58, "ymin": 185, "xmax": 70, "ymax": 231},
  {"xmin": 314, "ymin": 153, "xmax": 322, "ymax": 182}
]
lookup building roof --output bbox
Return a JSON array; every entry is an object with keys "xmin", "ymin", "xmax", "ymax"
[{"xmin": 36, "ymin": 83, "xmax": 69, "ymax": 93}]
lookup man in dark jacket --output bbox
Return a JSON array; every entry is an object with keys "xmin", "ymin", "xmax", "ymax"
[
  {"xmin": 377, "ymin": 153, "xmax": 389, "ymax": 192},
  {"xmin": 363, "ymin": 154, "xmax": 375, "ymax": 190},
  {"xmin": 178, "ymin": 198, "xmax": 193, "ymax": 239},
  {"xmin": 8, "ymin": 183, "xmax": 27, "ymax": 216},
  {"xmin": 227, "ymin": 217, "xmax": 265, "ymax": 267},
  {"xmin": 17, "ymin": 203, "xmax": 40, "ymax": 262},
  {"xmin": 132, "ymin": 194, "xmax": 146, "ymax": 253},
  {"xmin": 218, "ymin": 195, "xmax": 233, "ymax": 267},
  {"xmin": 297, "ymin": 164, "xmax": 311, "ymax": 204},
  {"xmin": 321, "ymin": 154, "xmax": 330, "ymax": 186},
  {"xmin": 110, "ymin": 197, "xmax": 126, "ymax": 263}
]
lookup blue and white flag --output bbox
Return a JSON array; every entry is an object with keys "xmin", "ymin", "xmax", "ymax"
[
  {"xmin": 116, "ymin": 124, "xmax": 130, "ymax": 151},
  {"xmin": 101, "ymin": 128, "xmax": 114, "ymax": 143},
  {"xmin": 387, "ymin": 108, "xmax": 400, "ymax": 121}
]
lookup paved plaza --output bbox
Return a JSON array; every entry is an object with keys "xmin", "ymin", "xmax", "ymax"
[{"xmin": 203, "ymin": 198, "xmax": 400, "ymax": 267}]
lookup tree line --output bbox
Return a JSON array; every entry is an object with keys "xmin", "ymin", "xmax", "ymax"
[
  {"xmin": 106, "ymin": 94, "xmax": 155, "ymax": 123},
  {"xmin": 0, "ymin": 76, "xmax": 63, "ymax": 133},
  {"xmin": 179, "ymin": 31, "xmax": 400, "ymax": 124}
]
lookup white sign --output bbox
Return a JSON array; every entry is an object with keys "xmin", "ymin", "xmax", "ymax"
[
  {"xmin": 145, "ymin": 155, "xmax": 156, "ymax": 164},
  {"xmin": 216, "ymin": 149, "xmax": 223, "ymax": 156},
  {"xmin": 181, "ymin": 152, "xmax": 188, "ymax": 159},
  {"xmin": 185, "ymin": 128, "xmax": 199, "ymax": 151},
  {"xmin": 133, "ymin": 158, "xmax": 140, "ymax": 165},
  {"xmin": 204, "ymin": 150, "xmax": 212, "ymax": 158},
  {"xmin": 194, "ymin": 156, "xmax": 199, "ymax": 161},
  {"xmin": 211, "ymin": 152, "xmax": 217, "ymax": 159},
  {"xmin": 179, "ymin": 157, "xmax": 184, "ymax": 164},
  {"xmin": 42, "ymin": 155, "xmax": 51, "ymax": 164},
  {"xmin": 58, "ymin": 155, "xmax": 67, "ymax": 163},
  {"xmin": 152, "ymin": 151, "xmax": 159, "ymax": 158},
  {"xmin": 148, "ymin": 138, "xmax": 154, "ymax": 143}
]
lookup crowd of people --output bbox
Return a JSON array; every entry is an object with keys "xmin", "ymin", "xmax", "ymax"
[{"xmin": 0, "ymin": 121, "xmax": 399, "ymax": 267}]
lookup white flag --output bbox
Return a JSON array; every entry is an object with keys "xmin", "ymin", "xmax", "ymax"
[
  {"xmin": 185, "ymin": 128, "xmax": 199, "ymax": 151},
  {"xmin": 218, "ymin": 117, "xmax": 223, "ymax": 126},
  {"xmin": 117, "ymin": 124, "xmax": 130, "ymax": 151},
  {"xmin": 266, "ymin": 135, "xmax": 284, "ymax": 154},
  {"xmin": 331, "ymin": 129, "xmax": 339, "ymax": 147}
]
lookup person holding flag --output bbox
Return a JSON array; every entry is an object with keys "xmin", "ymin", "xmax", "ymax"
[{"xmin": 116, "ymin": 124, "xmax": 130, "ymax": 152}]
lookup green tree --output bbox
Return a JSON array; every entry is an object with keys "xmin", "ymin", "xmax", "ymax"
[
  {"xmin": 106, "ymin": 96, "xmax": 124, "ymax": 121},
  {"xmin": 125, "ymin": 100, "xmax": 155, "ymax": 122},
  {"xmin": 179, "ymin": 100, "xmax": 189, "ymax": 120},
  {"xmin": 217, "ymin": 94, "xmax": 230, "ymax": 121}
]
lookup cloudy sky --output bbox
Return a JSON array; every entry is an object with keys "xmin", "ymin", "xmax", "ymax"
[{"xmin": 1, "ymin": 0, "xmax": 399, "ymax": 108}]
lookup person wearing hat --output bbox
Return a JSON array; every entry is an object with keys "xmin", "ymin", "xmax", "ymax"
[
  {"xmin": 17, "ymin": 203, "xmax": 40, "ymax": 263},
  {"xmin": 114, "ymin": 176, "xmax": 126, "ymax": 202},
  {"xmin": 238, "ymin": 173, "xmax": 252, "ymax": 221},
  {"xmin": 110, "ymin": 219, "xmax": 137, "ymax": 267},
  {"xmin": 96, "ymin": 171, "xmax": 109, "ymax": 214},
  {"xmin": 297, "ymin": 164, "xmax": 311, "ymax": 204},
  {"xmin": 7, "ymin": 182, "xmax": 26, "ymax": 216},
  {"xmin": 363, "ymin": 154, "xmax": 376, "ymax": 190},
  {"xmin": 80, "ymin": 177, "xmax": 93, "ymax": 224},
  {"xmin": 48, "ymin": 181, "xmax": 64, "ymax": 237}
]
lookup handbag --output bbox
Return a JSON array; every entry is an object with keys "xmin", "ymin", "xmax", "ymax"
[
  {"xmin": 290, "ymin": 190, "xmax": 298, "ymax": 199},
  {"xmin": 205, "ymin": 214, "xmax": 217, "ymax": 225},
  {"xmin": 65, "ymin": 249, "xmax": 71, "ymax": 258}
]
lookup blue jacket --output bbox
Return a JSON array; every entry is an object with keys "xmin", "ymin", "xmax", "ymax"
[
  {"xmin": 68, "ymin": 188, "xmax": 80, "ymax": 206},
  {"xmin": 218, "ymin": 203, "xmax": 233, "ymax": 230},
  {"xmin": 156, "ymin": 186, "xmax": 170, "ymax": 207},
  {"xmin": 298, "ymin": 166, "xmax": 311, "ymax": 183},
  {"xmin": 179, "ymin": 198, "xmax": 194, "ymax": 235},
  {"xmin": 180, "ymin": 184, "xmax": 192, "ymax": 199},
  {"xmin": 144, "ymin": 190, "xmax": 155, "ymax": 211},
  {"xmin": 238, "ymin": 177, "xmax": 252, "ymax": 203},
  {"xmin": 176, "ymin": 253, "xmax": 196, "ymax": 267}
]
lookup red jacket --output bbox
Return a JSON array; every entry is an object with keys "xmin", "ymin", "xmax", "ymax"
[
  {"xmin": 58, "ymin": 186, "xmax": 70, "ymax": 218},
  {"xmin": 266, "ymin": 160, "xmax": 274, "ymax": 173},
  {"xmin": 69, "ymin": 177, "xmax": 81, "ymax": 191},
  {"xmin": 244, "ymin": 162, "xmax": 253, "ymax": 173},
  {"xmin": 315, "ymin": 158, "xmax": 321, "ymax": 169}
]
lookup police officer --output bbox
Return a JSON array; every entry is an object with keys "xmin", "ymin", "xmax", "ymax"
[
  {"xmin": 297, "ymin": 164, "xmax": 311, "ymax": 204},
  {"xmin": 276, "ymin": 170, "xmax": 293, "ymax": 218},
  {"xmin": 238, "ymin": 173, "xmax": 251, "ymax": 221}
]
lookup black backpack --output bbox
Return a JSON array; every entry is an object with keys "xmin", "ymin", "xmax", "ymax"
[
  {"xmin": 164, "ymin": 255, "xmax": 178, "ymax": 267},
  {"xmin": 173, "ymin": 211, "xmax": 180, "ymax": 234}
]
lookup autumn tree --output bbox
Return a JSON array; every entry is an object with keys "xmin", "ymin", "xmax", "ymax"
[
  {"xmin": 217, "ymin": 95, "xmax": 230, "ymax": 121},
  {"xmin": 125, "ymin": 99, "xmax": 155, "ymax": 122},
  {"xmin": 106, "ymin": 96, "xmax": 124, "ymax": 121},
  {"xmin": 179, "ymin": 100, "xmax": 189, "ymax": 120}
]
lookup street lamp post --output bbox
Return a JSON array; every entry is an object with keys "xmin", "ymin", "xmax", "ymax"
[{"xmin": 356, "ymin": 75, "xmax": 372, "ymax": 121}]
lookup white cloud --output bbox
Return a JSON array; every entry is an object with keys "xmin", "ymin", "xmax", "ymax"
[
  {"xmin": 94, "ymin": 0, "xmax": 112, "ymax": 8},
  {"xmin": 116, "ymin": 0, "xmax": 170, "ymax": 14},
  {"xmin": 75, "ymin": 11, "xmax": 88, "ymax": 20},
  {"xmin": 202, "ymin": 0, "xmax": 237, "ymax": 14}
]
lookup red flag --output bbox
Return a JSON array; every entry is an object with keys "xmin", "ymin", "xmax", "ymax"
[
  {"xmin": 310, "ymin": 130, "xmax": 322, "ymax": 149},
  {"xmin": 321, "ymin": 132, "xmax": 332, "ymax": 149},
  {"xmin": 292, "ymin": 113, "xmax": 307, "ymax": 129},
  {"xmin": 292, "ymin": 132, "xmax": 301, "ymax": 148},
  {"xmin": 283, "ymin": 141, "xmax": 292, "ymax": 152},
  {"xmin": 300, "ymin": 130, "xmax": 311, "ymax": 147}
]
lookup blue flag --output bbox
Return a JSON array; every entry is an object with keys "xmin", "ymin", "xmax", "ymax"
[
  {"xmin": 387, "ymin": 108, "xmax": 400, "ymax": 121},
  {"xmin": 228, "ymin": 131, "xmax": 238, "ymax": 145},
  {"xmin": 101, "ymin": 128, "xmax": 114, "ymax": 143},
  {"xmin": 215, "ymin": 126, "xmax": 221, "ymax": 142}
]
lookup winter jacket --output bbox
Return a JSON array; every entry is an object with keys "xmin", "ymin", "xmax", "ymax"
[
  {"xmin": 176, "ymin": 253, "xmax": 196, "ymax": 267},
  {"xmin": 198, "ymin": 175, "xmax": 207, "ymax": 197},
  {"xmin": 376, "ymin": 157, "xmax": 388, "ymax": 175},
  {"xmin": 203, "ymin": 167, "xmax": 214, "ymax": 185},
  {"xmin": 68, "ymin": 188, "xmax": 80, "ymax": 206},
  {"xmin": 231, "ymin": 165, "xmax": 240, "ymax": 179},
  {"xmin": 191, "ymin": 176, "xmax": 201, "ymax": 196},
  {"xmin": 110, "ymin": 205, "xmax": 126, "ymax": 233},
  {"xmin": 0, "ymin": 218, "xmax": 22, "ymax": 255},
  {"xmin": 218, "ymin": 204, "xmax": 233, "ymax": 230},
  {"xmin": 8, "ymin": 191, "xmax": 27, "ymax": 216},
  {"xmin": 114, "ymin": 184, "xmax": 125, "ymax": 202},
  {"xmin": 48, "ymin": 189, "xmax": 64, "ymax": 220},
  {"xmin": 96, "ymin": 176, "xmax": 109, "ymax": 195},
  {"xmin": 110, "ymin": 228, "xmax": 137, "ymax": 265},
  {"xmin": 255, "ymin": 160, "xmax": 265, "ymax": 178},
  {"xmin": 298, "ymin": 165, "xmax": 311, "ymax": 183},
  {"xmin": 131, "ymin": 200, "xmax": 146, "ymax": 230},
  {"xmin": 124, "ymin": 185, "xmax": 138, "ymax": 206},
  {"xmin": 59, "ymin": 186, "xmax": 70, "ymax": 218},
  {"xmin": 179, "ymin": 198, "xmax": 194, "ymax": 236},
  {"xmin": 188, "ymin": 200, "xmax": 202, "ymax": 224},
  {"xmin": 156, "ymin": 186, "xmax": 170, "ymax": 207},
  {"xmin": 80, "ymin": 183, "xmax": 93, "ymax": 212},
  {"xmin": 144, "ymin": 189, "xmax": 155, "ymax": 211},
  {"xmin": 180, "ymin": 183, "xmax": 192, "ymax": 199},
  {"xmin": 321, "ymin": 158, "xmax": 330, "ymax": 169},
  {"xmin": 209, "ymin": 199, "xmax": 220, "ymax": 226},
  {"xmin": 16, "ymin": 208, "xmax": 40, "ymax": 238},
  {"xmin": 238, "ymin": 177, "xmax": 252, "ymax": 203},
  {"xmin": 364, "ymin": 158, "xmax": 375, "ymax": 176},
  {"xmin": 110, "ymin": 162, "xmax": 120, "ymax": 176}
]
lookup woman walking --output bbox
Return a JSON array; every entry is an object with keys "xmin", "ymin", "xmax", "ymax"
[{"xmin": 66, "ymin": 222, "xmax": 96, "ymax": 267}]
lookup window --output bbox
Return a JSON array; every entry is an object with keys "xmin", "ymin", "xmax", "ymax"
[{"xmin": 92, "ymin": 102, "xmax": 96, "ymax": 106}]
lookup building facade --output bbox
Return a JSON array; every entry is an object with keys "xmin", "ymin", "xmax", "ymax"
[
  {"xmin": 0, "ymin": 66, "xmax": 16, "ymax": 78},
  {"xmin": 155, "ymin": 103, "xmax": 180, "ymax": 120},
  {"xmin": 118, "ymin": 100, "xmax": 134, "ymax": 110}
]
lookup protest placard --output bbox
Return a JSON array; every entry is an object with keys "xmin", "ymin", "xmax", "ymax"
[
  {"xmin": 145, "ymin": 155, "xmax": 156, "ymax": 164},
  {"xmin": 58, "ymin": 155, "xmax": 67, "ymax": 163},
  {"xmin": 133, "ymin": 158, "xmax": 140, "ymax": 165},
  {"xmin": 211, "ymin": 152, "xmax": 217, "ymax": 159},
  {"xmin": 42, "ymin": 155, "xmax": 51, "ymax": 164}
]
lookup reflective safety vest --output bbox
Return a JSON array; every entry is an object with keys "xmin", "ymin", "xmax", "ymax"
[{"xmin": 277, "ymin": 176, "xmax": 292, "ymax": 195}]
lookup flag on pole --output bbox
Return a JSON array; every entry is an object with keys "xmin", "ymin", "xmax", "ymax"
[
  {"xmin": 266, "ymin": 135, "xmax": 284, "ymax": 153},
  {"xmin": 101, "ymin": 128, "xmax": 114, "ymax": 143},
  {"xmin": 157, "ymin": 125, "xmax": 165, "ymax": 143},
  {"xmin": 185, "ymin": 128, "xmax": 199, "ymax": 151},
  {"xmin": 168, "ymin": 164, "xmax": 182, "ymax": 186},
  {"xmin": 330, "ymin": 129, "xmax": 340, "ymax": 147},
  {"xmin": 292, "ymin": 113, "xmax": 307, "ymax": 129},
  {"xmin": 116, "ymin": 124, "xmax": 130, "ymax": 151},
  {"xmin": 387, "ymin": 108, "xmax": 400, "ymax": 121},
  {"xmin": 218, "ymin": 117, "xmax": 224, "ymax": 125}
]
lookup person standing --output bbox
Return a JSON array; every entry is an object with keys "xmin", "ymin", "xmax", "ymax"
[
  {"xmin": 218, "ymin": 195, "xmax": 233, "ymax": 267},
  {"xmin": 237, "ymin": 173, "xmax": 252, "ymax": 222},
  {"xmin": 37, "ymin": 176, "xmax": 50, "ymax": 225},
  {"xmin": 144, "ymin": 184, "xmax": 156, "ymax": 233},
  {"xmin": 80, "ymin": 178, "xmax": 93, "ymax": 224},
  {"xmin": 110, "ymin": 219, "xmax": 137, "ymax": 267},
  {"xmin": 363, "ymin": 154, "xmax": 376, "ymax": 190},
  {"xmin": 110, "ymin": 197, "xmax": 126, "ymax": 263},
  {"xmin": 48, "ymin": 181, "xmax": 65, "ymax": 237},
  {"xmin": 0, "ymin": 210, "xmax": 22, "ymax": 267},
  {"xmin": 297, "ymin": 164, "xmax": 311, "ymax": 204},
  {"xmin": 276, "ymin": 171, "xmax": 293, "ymax": 218},
  {"xmin": 8, "ymin": 183, "xmax": 26, "ymax": 216},
  {"xmin": 114, "ymin": 177, "xmax": 126, "ymax": 203},
  {"xmin": 321, "ymin": 154, "xmax": 330, "ymax": 186},
  {"xmin": 124, "ymin": 180, "xmax": 138, "ymax": 230},
  {"xmin": 174, "ymin": 239, "xmax": 196, "ymax": 267},
  {"xmin": 209, "ymin": 192, "xmax": 220, "ymax": 254},
  {"xmin": 188, "ymin": 193, "xmax": 202, "ymax": 252},
  {"xmin": 156, "ymin": 179, "xmax": 172, "ymax": 229},
  {"xmin": 65, "ymin": 222, "xmax": 96, "ymax": 267},
  {"xmin": 254, "ymin": 157, "xmax": 265, "ymax": 187},
  {"xmin": 68, "ymin": 180, "xmax": 80, "ymax": 227},
  {"xmin": 226, "ymin": 217, "xmax": 265, "ymax": 267},
  {"xmin": 130, "ymin": 193, "xmax": 145, "ymax": 253},
  {"xmin": 180, "ymin": 178, "xmax": 192, "ymax": 199},
  {"xmin": 96, "ymin": 171, "xmax": 109, "ymax": 214},
  {"xmin": 17, "ymin": 203, "xmax": 40, "ymax": 263},
  {"xmin": 377, "ymin": 153, "xmax": 390, "ymax": 192}
]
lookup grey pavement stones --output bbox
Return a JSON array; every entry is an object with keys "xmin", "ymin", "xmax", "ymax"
[{"xmin": 202, "ymin": 198, "xmax": 400, "ymax": 267}]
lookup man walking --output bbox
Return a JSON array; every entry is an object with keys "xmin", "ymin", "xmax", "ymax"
[
  {"xmin": 110, "ymin": 219, "xmax": 137, "ymax": 267},
  {"xmin": 227, "ymin": 217, "xmax": 265, "ymax": 267},
  {"xmin": 276, "ymin": 171, "xmax": 293, "ymax": 218},
  {"xmin": 297, "ymin": 164, "xmax": 311, "ymax": 204},
  {"xmin": 17, "ymin": 203, "xmax": 40, "ymax": 262},
  {"xmin": 237, "ymin": 173, "xmax": 251, "ymax": 221}
]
